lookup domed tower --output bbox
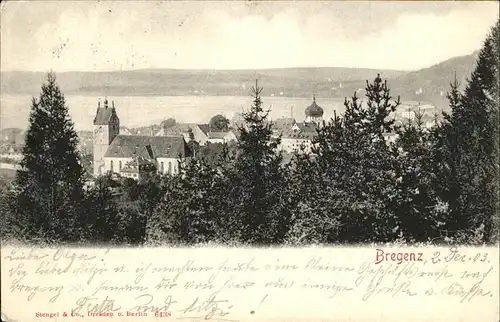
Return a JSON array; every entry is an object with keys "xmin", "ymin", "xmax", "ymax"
[{"xmin": 305, "ymin": 95, "xmax": 324, "ymax": 125}]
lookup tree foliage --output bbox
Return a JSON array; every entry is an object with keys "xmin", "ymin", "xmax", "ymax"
[
  {"xmin": 209, "ymin": 114, "xmax": 230, "ymax": 131},
  {"xmin": 2, "ymin": 21, "xmax": 498, "ymax": 246},
  {"xmin": 161, "ymin": 118, "xmax": 176, "ymax": 129},
  {"xmin": 10, "ymin": 73, "xmax": 86, "ymax": 243},
  {"xmin": 433, "ymin": 20, "xmax": 499, "ymax": 243}
]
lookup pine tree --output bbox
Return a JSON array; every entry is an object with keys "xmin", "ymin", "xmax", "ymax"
[
  {"xmin": 294, "ymin": 75, "xmax": 401, "ymax": 244},
  {"xmin": 12, "ymin": 72, "xmax": 85, "ymax": 243},
  {"xmin": 364, "ymin": 75, "xmax": 400, "ymax": 139},
  {"xmin": 460, "ymin": 20, "xmax": 499, "ymax": 243},
  {"xmin": 394, "ymin": 108, "xmax": 446, "ymax": 242},
  {"xmin": 286, "ymin": 110, "xmax": 345, "ymax": 244},
  {"xmin": 231, "ymin": 80, "xmax": 291, "ymax": 244},
  {"xmin": 436, "ymin": 20, "xmax": 499, "ymax": 243},
  {"xmin": 432, "ymin": 77, "xmax": 470, "ymax": 240}
]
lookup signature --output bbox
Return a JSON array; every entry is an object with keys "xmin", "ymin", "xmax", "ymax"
[
  {"xmin": 179, "ymin": 292, "xmax": 235, "ymax": 321},
  {"xmin": 71, "ymin": 296, "xmax": 121, "ymax": 316},
  {"xmin": 129, "ymin": 293, "xmax": 177, "ymax": 313}
]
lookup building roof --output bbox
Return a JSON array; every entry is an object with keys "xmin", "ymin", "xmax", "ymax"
[
  {"xmin": 305, "ymin": 95, "xmax": 324, "ymax": 117},
  {"xmin": 198, "ymin": 124, "xmax": 211, "ymax": 135},
  {"xmin": 295, "ymin": 122, "xmax": 318, "ymax": 132},
  {"xmin": 93, "ymin": 100, "xmax": 119, "ymax": 125},
  {"xmin": 282, "ymin": 122, "xmax": 318, "ymax": 139},
  {"xmin": 271, "ymin": 117, "xmax": 296, "ymax": 131},
  {"xmin": 207, "ymin": 131, "xmax": 229, "ymax": 140},
  {"xmin": 104, "ymin": 135, "xmax": 190, "ymax": 159},
  {"xmin": 157, "ymin": 123, "xmax": 210, "ymax": 137}
]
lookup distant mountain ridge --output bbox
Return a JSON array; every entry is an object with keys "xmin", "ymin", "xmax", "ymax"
[
  {"xmin": 0, "ymin": 67, "xmax": 406, "ymax": 96},
  {"xmin": 1, "ymin": 51, "xmax": 480, "ymax": 108}
]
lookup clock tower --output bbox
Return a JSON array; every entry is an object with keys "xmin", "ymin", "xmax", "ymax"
[{"xmin": 93, "ymin": 98, "xmax": 120, "ymax": 176}]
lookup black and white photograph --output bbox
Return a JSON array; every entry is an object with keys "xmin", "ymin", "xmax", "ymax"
[
  {"xmin": 0, "ymin": 1, "xmax": 498, "ymax": 247},
  {"xmin": 0, "ymin": 1, "xmax": 499, "ymax": 320}
]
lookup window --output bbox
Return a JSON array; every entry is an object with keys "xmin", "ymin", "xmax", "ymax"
[
  {"xmin": 110, "ymin": 160, "xmax": 114, "ymax": 172},
  {"xmin": 168, "ymin": 162, "xmax": 172, "ymax": 174},
  {"xmin": 161, "ymin": 162, "xmax": 164, "ymax": 173}
]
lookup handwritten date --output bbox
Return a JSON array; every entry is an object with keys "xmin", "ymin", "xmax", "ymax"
[{"xmin": 430, "ymin": 247, "xmax": 489, "ymax": 265}]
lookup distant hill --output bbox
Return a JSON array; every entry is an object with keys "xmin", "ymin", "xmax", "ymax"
[
  {"xmin": 334, "ymin": 52, "xmax": 479, "ymax": 109},
  {"xmin": 1, "ymin": 67, "xmax": 405, "ymax": 97},
  {"xmin": 381, "ymin": 51, "xmax": 479, "ymax": 108},
  {"xmin": 1, "ymin": 52, "xmax": 480, "ymax": 109}
]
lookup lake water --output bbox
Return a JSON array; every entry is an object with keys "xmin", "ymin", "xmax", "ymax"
[{"xmin": 1, "ymin": 94, "xmax": 348, "ymax": 132}]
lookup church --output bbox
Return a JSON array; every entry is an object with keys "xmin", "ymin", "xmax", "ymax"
[
  {"xmin": 275, "ymin": 95, "xmax": 324, "ymax": 154},
  {"xmin": 92, "ymin": 99, "xmax": 191, "ymax": 179}
]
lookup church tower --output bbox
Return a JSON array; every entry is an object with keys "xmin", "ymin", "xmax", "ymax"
[
  {"xmin": 93, "ymin": 98, "xmax": 120, "ymax": 176},
  {"xmin": 305, "ymin": 95, "xmax": 324, "ymax": 125}
]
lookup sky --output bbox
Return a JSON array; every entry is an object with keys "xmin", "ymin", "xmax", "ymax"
[{"xmin": 1, "ymin": 1, "xmax": 498, "ymax": 72}]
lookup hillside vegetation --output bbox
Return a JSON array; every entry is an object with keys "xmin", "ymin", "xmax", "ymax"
[{"xmin": 1, "ymin": 52, "xmax": 479, "ymax": 107}]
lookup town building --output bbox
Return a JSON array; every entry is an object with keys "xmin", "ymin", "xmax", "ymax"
[
  {"xmin": 93, "ymin": 98, "xmax": 191, "ymax": 178},
  {"xmin": 155, "ymin": 123, "xmax": 211, "ymax": 145},
  {"xmin": 0, "ymin": 144, "xmax": 23, "ymax": 162},
  {"xmin": 274, "ymin": 96, "xmax": 324, "ymax": 154},
  {"xmin": 270, "ymin": 117, "xmax": 296, "ymax": 136},
  {"xmin": 155, "ymin": 122, "xmax": 238, "ymax": 146},
  {"xmin": 207, "ymin": 130, "xmax": 238, "ymax": 144},
  {"xmin": 280, "ymin": 122, "xmax": 317, "ymax": 153},
  {"xmin": 119, "ymin": 156, "xmax": 157, "ymax": 181}
]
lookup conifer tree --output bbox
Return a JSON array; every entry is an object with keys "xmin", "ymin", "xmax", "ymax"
[
  {"xmin": 436, "ymin": 20, "xmax": 499, "ymax": 243},
  {"xmin": 394, "ymin": 108, "xmax": 445, "ymax": 242},
  {"xmin": 295, "ymin": 75, "xmax": 401, "ymax": 243},
  {"xmin": 431, "ymin": 78, "xmax": 469, "ymax": 239},
  {"xmin": 231, "ymin": 80, "xmax": 291, "ymax": 244},
  {"xmin": 460, "ymin": 20, "xmax": 499, "ymax": 242},
  {"xmin": 12, "ymin": 72, "xmax": 85, "ymax": 243}
]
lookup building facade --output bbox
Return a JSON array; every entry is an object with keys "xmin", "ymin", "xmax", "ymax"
[
  {"xmin": 119, "ymin": 157, "xmax": 157, "ymax": 181},
  {"xmin": 93, "ymin": 99, "xmax": 120, "ymax": 176},
  {"xmin": 206, "ymin": 130, "xmax": 238, "ymax": 144},
  {"xmin": 274, "ymin": 96, "xmax": 324, "ymax": 154},
  {"xmin": 93, "ymin": 99, "xmax": 191, "ymax": 178},
  {"xmin": 155, "ymin": 123, "xmax": 211, "ymax": 146}
]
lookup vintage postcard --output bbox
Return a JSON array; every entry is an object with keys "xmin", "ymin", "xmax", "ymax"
[{"xmin": 1, "ymin": 1, "xmax": 499, "ymax": 321}]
